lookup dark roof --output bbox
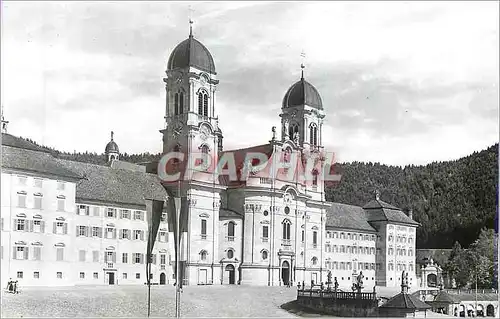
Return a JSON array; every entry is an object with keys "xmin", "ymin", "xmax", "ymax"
[
  {"xmin": 2, "ymin": 145, "xmax": 82, "ymax": 180},
  {"xmin": 449, "ymin": 292, "xmax": 498, "ymax": 302},
  {"xmin": 167, "ymin": 35, "xmax": 216, "ymax": 74},
  {"xmin": 105, "ymin": 140, "xmax": 119, "ymax": 153},
  {"xmin": 326, "ymin": 203, "xmax": 376, "ymax": 232},
  {"xmin": 1, "ymin": 133, "xmax": 51, "ymax": 153},
  {"xmin": 432, "ymin": 290, "xmax": 459, "ymax": 304},
  {"xmin": 282, "ymin": 78, "xmax": 323, "ymax": 110},
  {"xmin": 218, "ymin": 144, "xmax": 274, "ymax": 186},
  {"xmin": 56, "ymin": 159, "xmax": 167, "ymax": 208},
  {"xmin": 219, "ymin": 209, "xmax": 243, "ymax": 219},
  {"xmin": 364, "ymin": 199, "xmax": 419, "ymax": 226},
  {"xmin": 379, "ymin": 292, "xmax": 431, "ymax": 310}
]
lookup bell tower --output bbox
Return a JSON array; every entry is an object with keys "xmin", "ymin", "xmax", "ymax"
[
  {"xmin": 280, "ymin": 60, "xmax": 325, "ymax": 152},
  {"xmin": 161, "ymin": 21, "xmax": 222, "ymax": 167}
]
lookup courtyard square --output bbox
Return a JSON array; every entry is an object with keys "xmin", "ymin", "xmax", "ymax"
[{"xmin": 1, "ymin": 285, "xmax": 301, "ymax": 318}]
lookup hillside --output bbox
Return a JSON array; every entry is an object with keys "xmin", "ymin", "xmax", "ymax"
[
  {"xmin": 326, "ymin": 144, "xmax": 498, "ymax": 249},
  {"xmin": 15, "ymin": 137, "xmax": 499, "ymax": 249}
]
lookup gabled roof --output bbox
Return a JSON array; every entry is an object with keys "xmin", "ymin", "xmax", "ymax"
[
  {"xmin": 432, "ymin": 290, "xmax": 459, "ymax": 304},
  {"xmin": 1, "ymin": 133, "xmax": 52, "ymax": 153},
  {"xmin": 2, "ymin": 145, "xmax": 82, "ymax": 180},
  {"xmin": 379, "ymin": 292, "xmax": 431, "ymax": 310},
  {"xmin": 56, "ymin": 159, "xmax": 167, "ymax": 208},
  {"xmin": 326, "ymin": 203, "xmax": 376, "ymax": 232},
  {"xmin": 364, "ymin": 199, "xmax": 419, "ymax": 226}
]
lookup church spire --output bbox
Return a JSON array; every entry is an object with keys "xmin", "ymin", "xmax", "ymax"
[
  {"xmin": 300, "ymin": 50, "xmax": 306, "ymax": 80},
  {"xmin": 189, "ymin": 6, "xmax": 194, "ymax": 38}
]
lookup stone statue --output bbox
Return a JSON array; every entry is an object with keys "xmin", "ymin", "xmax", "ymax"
[
  {"xmin": 327, "ymin": 271, "xmax": 332, "ymax": 285},
  {"xmin": 272, "ymin": 126, "xmax": 276, "ymax": 140},
  {"xmin": 284, "ymin": 120, "xmax": 290, "ymax": 139},
  {"xmin": 334, "ymin": 277, "xmax": 339, "ymax": 291},
  {"xmin": 293, "ymin": 131, "xmax": 300, "ymax": 144},
  {"xmin": 352, "ymin": 271, "xmax": 364, "ymax": 293}
]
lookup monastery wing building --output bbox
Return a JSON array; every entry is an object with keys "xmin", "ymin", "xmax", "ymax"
[{"xmin": 0, "ymin": 27, "xmax": 419, "ymax": 289}]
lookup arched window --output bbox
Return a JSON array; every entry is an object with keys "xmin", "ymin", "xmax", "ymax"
[
  {"xmin": 288, "ymin": 123, "xmax": 299, "ymax": 139},
  {"xmin": 282, "ymin": 219, "xmax": 291, "ymax": 240},
  {"xmin": 283, "ymin": 147, "xmax": 292, "ymax": 163},
  {"xmin": 309, "ymin": 124, "xmax": 318, "ymax": 146},
  {"xmin": 174, "ymin": 93, "xmax": 179, "ymax": 115},
  {"xmin": 312, "ymin": 257, "xmax": 318, "ymax": 266},
  {"xmin": 198, "ymin": 92, "xmax": 204, "ymax": 115},
  {"xmin": 227, "ymin": 249, "xmax": 234, "ymax": 259},
  {"xmin": 203, "ymin": 94, "xmax": 209, "ymax": 117},
  {"xmin": 201, "ymin": 145, "xmax": 209, "ymax": 166},
  {"xmin": 200, "ymin": 250, "xmax": 207, "ymax": 261},
  {"xmin": 227, "ymin": 221, "xmax": 235, "ymax": 238},
  {"xmin": 179, "ymin": 92, "xmax": 184, "ymax": 114}
]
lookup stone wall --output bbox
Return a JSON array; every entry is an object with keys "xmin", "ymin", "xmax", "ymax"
[{"xmin": 296, "ymin": 294, "xmax": 379, "ymax": 317}]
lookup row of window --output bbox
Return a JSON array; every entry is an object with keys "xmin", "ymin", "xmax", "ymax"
[
  {"xmin": 76, "ymin": 226, "xmax": 168, "ymax": 242},
  {"xmin": 326, "ymin": 231, "xmax": 376, "ymax": 241},
  {"xmin": 17, "ymin": 176, "xmax": 65, "ymax": 190},
  {"xmin": 388, "ymin": 263, "xmax": 414, "ymax": 272},
  {"xmin": 13, "ymin": 219, "xmax": 67, "ymax": 234},
  {"xmin": 10, "ymin": 246, "xmax": 169, "ymax": 265},
  {"xmin": 16, "ymin": 192, "xmax": 66, "ymax": 211},
  {"xmin": 15, "ymin": 271, "xmax": 147, "ymax": 280},
  {"xmin": 387, "ymin": 234, "xmax": 414, "ymax": 244},
  {"xmin": 388, "ymin": 248, "xmax": 414, "ymax": 256},
  {"xmin": 325, "ymin": 261, "xmax": 376, "ymax": 271},
  {"xmin": 76, "ymin": 205, "xmax": 148, "ymax": 220},
  {"xmin": 325, "ymin": 244, "xmax": 376, "ymax": 255}
]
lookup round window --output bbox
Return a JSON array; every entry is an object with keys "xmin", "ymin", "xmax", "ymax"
[
  {"xmin": 284, "ymin": 206, "xmax": 290, "ymax": 215},
  {"xmin": 263, "ymin": 210, "xmax": 269, "ymax": 216},
  {"xmin": 227, "ymin": 250, "xmax": 234, "ymax": 259},
  {"xmin": 262, "ymin": 251, "xmax": 268, "ymax": 260}
]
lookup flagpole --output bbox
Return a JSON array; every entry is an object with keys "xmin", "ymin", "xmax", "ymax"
[
  {"xmin": 147, "ymin": 228, "xmax": 152, "ymax": 318},
  {"xmin": 175, "ymin": 179, "xmax": 181, "ymax": 318}
]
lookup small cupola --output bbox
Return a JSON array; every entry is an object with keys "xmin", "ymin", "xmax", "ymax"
[{"xmin": 105, "ymin": 131, "xmax": 119, "ymax": 162}]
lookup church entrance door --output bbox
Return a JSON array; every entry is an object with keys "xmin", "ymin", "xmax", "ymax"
[
  {"xmin": 226, "ymin": 265, "xmax": 235, "ymax": 284},
  {"xmin": 281, "ymin": 261, "xmax": 290, "ymax": 286}
]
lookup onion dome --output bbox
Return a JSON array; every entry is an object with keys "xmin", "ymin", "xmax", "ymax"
[
  {"xmin": 282, "ymin": 67, "xmax": 323, "ymax": 110},
  {"xmin": 105, "ymin": 131, "xmax": 119, "ymax": 154},
  {"xmin": 167, "ymin": 26, "xmax": 216, "ymax": 74}
]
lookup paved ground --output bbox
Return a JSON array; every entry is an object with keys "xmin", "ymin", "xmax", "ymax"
[{"xmin": 1, "ymin": 285, "xmax": 299, "ymax": 318}]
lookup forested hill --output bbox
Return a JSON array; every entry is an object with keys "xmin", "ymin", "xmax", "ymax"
[
  {"xmin": 14, "ymin": 137, "xmax": 498, "ymax": 250},
  {"xmin": 326, "ymin": 144, "xmax": 498, "ymax": 249}
]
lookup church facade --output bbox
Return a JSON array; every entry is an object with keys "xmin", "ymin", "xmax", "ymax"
[
  {"xmin": 0, "ymin": 27, "xmax": 419, "ymax": 290},
  {"xmin": 154, "ymin": 27, "xmax": 419, "ymax": 289}
]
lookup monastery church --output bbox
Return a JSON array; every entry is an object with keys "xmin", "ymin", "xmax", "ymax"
[{"xmin": 0, "ymin": 25, "xmax": 418, "ymax": 289}]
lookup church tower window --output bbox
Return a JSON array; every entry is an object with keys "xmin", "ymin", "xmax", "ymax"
[
  {"xmin": 179, "ymin": 92, "xmax": 184, "ymax": 114},
  {"xmin": 198, "ymin": 92, "xmax": 203, "ymax": 115},
  {"xmin": 201, "ymin": 144, "xmax": 209, "ymax": 166},
  {"xmin": 175, "ymin": 93, "xmax": 179, "ymax": 115},
  {"xmin": 203, "ymin": 94, "xmax": 209, "ymax": 117},
  {"xmin": 309, "ymin": 124, "xmax": 318, "ymax": 146}
]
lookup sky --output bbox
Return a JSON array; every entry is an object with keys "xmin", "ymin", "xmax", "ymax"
[{"xmin": 1, "ymin": 1, "xmax": 498, "ymax": 166}]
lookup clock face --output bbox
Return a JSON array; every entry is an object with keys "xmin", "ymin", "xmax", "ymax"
[{"xmin": 172, "ymin": 122, "xmax": 183, "ymax": 137}]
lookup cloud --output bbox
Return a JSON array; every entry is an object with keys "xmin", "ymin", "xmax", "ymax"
[{"xmin": 1, "ymin": 1, "xmax": 498, "ymax": 166}]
